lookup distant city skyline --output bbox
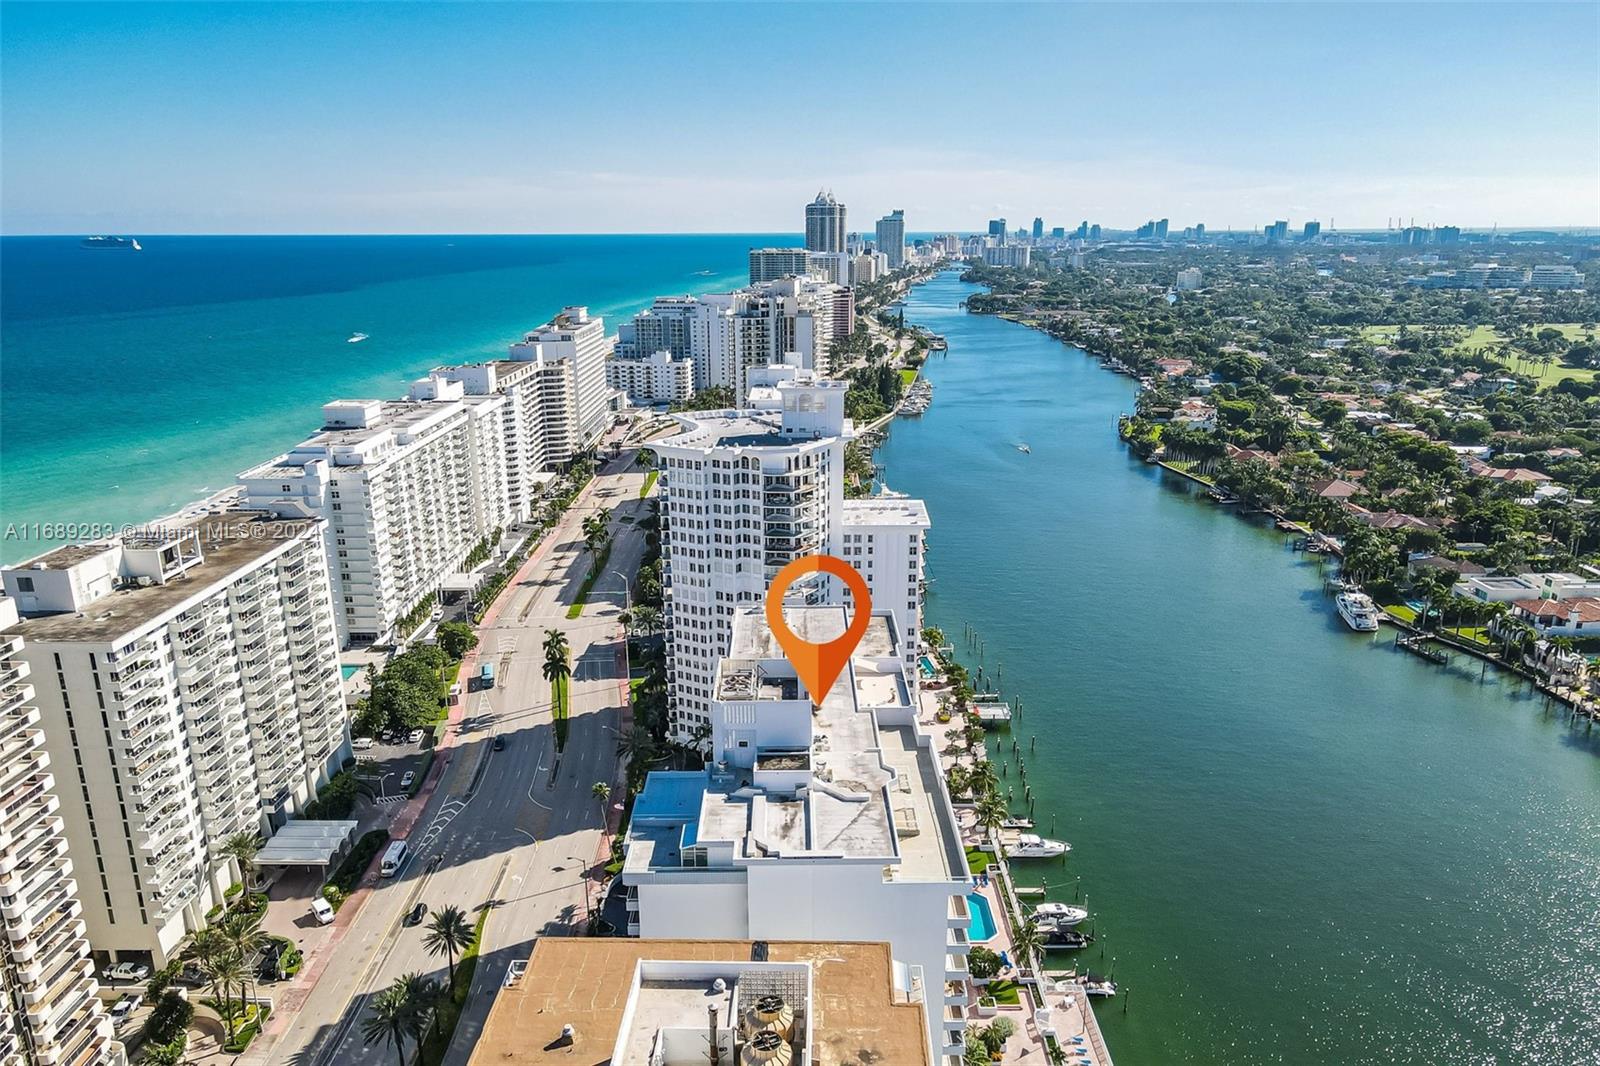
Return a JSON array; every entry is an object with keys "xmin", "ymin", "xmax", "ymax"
[{"xmin": 2, "ymin": 2, "xmax": 1596, "ymax": 234}]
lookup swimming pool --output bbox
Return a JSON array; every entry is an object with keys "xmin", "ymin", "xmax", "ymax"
[
  {"xmin": 918, "ymin": 655, "xmax": 937, "ymax": 679},
  {"xmin": 967, "ymin": 892, "xmax": 998, "ymax": 942},
  {"xmin": 340, "ymin": 664, "xmax": 361, "ymax": 680}
]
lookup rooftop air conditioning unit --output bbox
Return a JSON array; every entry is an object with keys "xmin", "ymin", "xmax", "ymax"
[
  {"xmin": 740, "ymin": 1030, "xmax": 791, "ymax": 1066},
  {"xmin": 741, "ymin": 995, "xmax": 794, "ymax": 1040}
]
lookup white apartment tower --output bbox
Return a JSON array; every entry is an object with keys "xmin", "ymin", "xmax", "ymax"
[
  {"xmin": 747, "ymin": 247, "xmax": 811, "ymax": 285},
  {"xmin": 621, "ymin": 605, "xmax": 971, "ymax": 1065},
  {"xmin": 0, "ymin": 597, "xmax": 118, "ymax": 1066},
  {"xmin": 651, "ymin": 378, "xmax": 850, "ymax": 739},
  {"xmin": 875, "ymin": 209, "xmax": 906, "ymax": 269},
  {"xmin": 605, "ymin": 349, "xmax": 694, "ymax": 407},
  {"xmin": 239, "ymin": 383, "xmax": 510, "ymax": 647},
  {"xmin": 1, "ymin": 514, "xmax": 350, "ymax": 964},
  {"xmin": 804, "ymin": 190, "xmax": 847, "ymax": 253},
  {"xmin": 510, "ymin": 306, "xmax": 612, "ymax": 458},
  {"xmin": 840, "ymin": 497, "xmax": 930, "ymax": 673}
]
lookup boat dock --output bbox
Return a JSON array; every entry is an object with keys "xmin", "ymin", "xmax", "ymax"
[{"xmin": 973, "ymin": 700, "xmax": 1013, "ymax": 726}]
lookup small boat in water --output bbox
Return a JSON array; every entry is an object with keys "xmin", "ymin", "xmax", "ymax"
[
  {"xmin": 1010, "ymin": 834, "xmax": 1070, "ymax": 859},
  {"xmin": 1042, "ymin": 929, "xmax": 1091, "ymax": 950},
  {"xmin": 81, "ymin": 236, "xmax": 140, "ymax": 250},
  {"xmin": 347, "ymin": 332, "xmax": 370, "ymax": 344},
  {"xmin": 1336, "ymin": 590, "xmax": 1381, "ymax": 632},
  {"xmin": 1032, "ymin": 902, "xmax": 1089, "ymax": 926},
  {"xmin": 1000, "ymin": 817, "xmax": 1033, "ymax": 830},
  {"xmin": 1082, "ymin": 973, "xmax": 1118, "ymax": 997},
  {"xmin": 1016, "ymin": 443, "xmax": 1031, "ymax": 454}
]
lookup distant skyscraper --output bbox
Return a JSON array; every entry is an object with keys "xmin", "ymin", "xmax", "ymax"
[
  {"xmin": 1265, "ymin": 220, "xmax": 1289, "ymax": 242},
  {"xmin": 1436, "ymin": 225, "xmax": 1461, "ymax": 244},
  {"xmin": 748, "ymin": 247, "xmax": 811, "ymax": 284},
  {"xmin": 805, "ymin": 191, "xmax": 847, "ymax": 253},
  {"xmin": 1076, "ymin": 220, "xmax": 1089, "ymax": 239},
  {"xmin": 1050, "ymin": 226, "xmax": 1065, "ymax": 239},
  {"xmin": 988, "ymin": 218, "xmax": 1007, "ymax": 244},
  {"xmin": 875, "ymin": 209, "xmax": 906, "ymax": 269},
  {"xmin": 1155, "ymin": 218, "xmax": 1169, "ymax": 239},
  {"xmin": 1089, "ymin": 223, "xmax": 1101, "ymax": 240},
  {"xmin": 1136, "ymin": 220, "xmax": 1156, "ymax": 239},
  {"xmin": 1195, "ymin": 223, "xmax": 1206, "ymax": 239},
  {"xmin": 1032, "ymin": 217, "xmax": 1044, "ymax": 240},
  {"xmin": 1302, "ymin": 221, "xmax": 1322, "ymax": 240}
]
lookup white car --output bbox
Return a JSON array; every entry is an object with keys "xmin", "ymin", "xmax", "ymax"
[
  {"xmin": 104, "ymin": 962, "xmax": 149, "ymax": 983},
  {"xmin": 401, "ymin": 770, "xmax": 417, "ymax": 789},
  {"xmin": 407, "ymin": 729, "xmax": 425, "ymax": 744},
  {"xmin": 109, "ymin": 994, "xmax": 142, "ymax": 1025},
  {"xmin": 503, "ymin": 960, "xmax": 528, "ymax": 987},
  {"xmin": 352, "ymin": 736, "xmax": 375, "ymax": 751}
]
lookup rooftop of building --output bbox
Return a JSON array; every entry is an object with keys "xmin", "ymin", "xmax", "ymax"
[
  {"xmin": 629, "ymin": 607, "xmax": 962, "ymax": 882},
  {"xmin": 655, "ymin": 407, "xmax": 848, "ymax": 453},
  {"xmin": 6, "ymin": 511, "xmax": 320, "ymax": 644},
  {"xmin": 466, "ymin": 938, "xmax": 929, "ymax": 1066},
  {"xmin": 841, "ymin": 496, "xmax": 932, "ymax": 527}
]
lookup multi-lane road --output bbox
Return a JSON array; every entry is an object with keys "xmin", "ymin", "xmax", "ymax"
[{"xmin": 262, "ymin": 449, "xmax": 653, "ymax": 1066}]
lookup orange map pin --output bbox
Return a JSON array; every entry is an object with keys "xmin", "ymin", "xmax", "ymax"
[{"xmin": 764, "ymin": 554, "xmax": 873, "ymax": 706}]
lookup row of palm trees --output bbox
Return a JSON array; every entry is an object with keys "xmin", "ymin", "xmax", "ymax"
[{"xmin": 360, "ymin": 905, "xmax": 477, "ymax": 1066}]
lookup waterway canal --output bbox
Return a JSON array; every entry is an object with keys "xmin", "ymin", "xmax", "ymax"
[{"xmin": 882, "ymin": 271, "xmax": 1600, "ymax": 1065}]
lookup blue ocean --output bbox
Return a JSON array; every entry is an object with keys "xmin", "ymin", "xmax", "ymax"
[{"xmin": 0, "ymin": 235, "xmax": 772, "ymax": 562}]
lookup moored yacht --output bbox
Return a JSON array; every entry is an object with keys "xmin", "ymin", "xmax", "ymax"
[
  {"xmin": 1032, "ymin": 902, "xmax": 1089, "ymax": 926},
  {"xmin": 1336, "ymin": 590, "xmax": 1381, "ymax": 632},
  {"xmin": 1010, "ymin": 833, "xmax": 1069, "ymax": 858}
]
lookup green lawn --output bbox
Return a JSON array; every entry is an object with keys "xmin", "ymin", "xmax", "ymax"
[
  {"xmin": 898, "ymin": 368, "xmax": 917, "ymax": 388},
  {"xmin": 552, "ymin": 674, "xmax": 570, "ymax": 751},
  {"xmin": 565, "ymin": 543, "xmax": 615, "ymax": 618},
  {"xmin": 1382, "ymin": 603, "xmax": 1418, "ymax": 624},
  {"xmin": 639, "ymin": 470, "xmax": 659, "ymax": 498},
  {"xmin": 966, "ymin": 847, "xmax": 992, "ymax": 875},
  {"xmin": 1360, "ymin": 323, "xmax": 1598, "ymax": 389},
  {"xmin": 985, "ymin": 979, "xmax": 1022, "ymax": 1006},
  {"xmin": 1443, "ymin": 626, "xmax": 1492, "ymax": 646}
]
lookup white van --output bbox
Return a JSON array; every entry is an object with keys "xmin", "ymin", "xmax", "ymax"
[{"xmin": 311, "ymin": 897, "xmax": 336, "ymax": 925}]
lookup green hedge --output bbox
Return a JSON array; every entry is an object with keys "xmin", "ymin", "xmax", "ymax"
[{"xmin": 326, "ymin": 829, "xmax": 390, "ymax": 895}]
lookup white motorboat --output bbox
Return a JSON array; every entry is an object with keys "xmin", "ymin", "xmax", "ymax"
[
  {"xmin": 347, "ymin": 332, "xmax": 370, "ymax": 344},
  {"xmin": 1000, "ymin": 817, "xmax": 1033, "ymax": 830},
  {"xmin": 1031, "ymin": 902, "xmax": 1089, "ymax": 926},
  {"xmin": 1010, "ymin": 833, "xmax": 1069, "ymax": 859},
  {"xmin": 1336, "ymin": 590, "xmax": 1380, "ymax": 632},
  {"xmin": 1082, "ymin": 973, "xmax": 1118, "ymax": 998}
]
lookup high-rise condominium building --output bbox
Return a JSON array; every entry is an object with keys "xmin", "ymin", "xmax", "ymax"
[
  {"xmin": 0, "ymin": 597, "xmax": 119, "ymax": 1066},
  {"xmin": 508, "ymin": 306, "xmax": 613, "ymax": 460},
  {"xmin": 1032, "ymin": 217, "xmax": 1045, "ymax": 240},
  {"xmin": 1529, "ymin": 265, "xmax": 1586, "ymax": 290},
  {"xmin": 1302, "ymin": 221, "xmax": 1322, "ymax": 240},
  {"xmin": 617, "ymin": 280, "xmax": 847, "ymax": 401},
  {"xmin": 621, "ymin": 603, "xmax": 968, "ymax": 1064},
  {"xmin": 804, "ymin": 191, "xmax": 847, "ymax": 253},
  {"xmin": 875, "ymin": 210, "xmax": 906, "ymax": 270},
  {"xmin": 748, "ymin": 247, "xmax": 812, "ymax": 285},
  {"xmin": 1176, "ymin": 267, "xmax": 1203, "ymax": 291},
  {"xmin": 605, "ymin": 349, "xmax": 694, "ymax": 407},
  {"xmin": 239, "ymin": 378, "xmax": 511, "ymax": 647},
  {"xmin": 987, "ymin": 218, "xmax": 1007, "ymax": 244},
  {"xmin": 651, "ymin": 377, "xmax": 926, "ymax": 741},
  {"xmin": 1, "ymin": 513, "xmax": 349, "ymax": 964}
]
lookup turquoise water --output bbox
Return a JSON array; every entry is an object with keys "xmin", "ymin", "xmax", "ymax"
[
  {"xmin": 919, "ymin": 654, "xmax": 938, "ymax": 679},
  {"xmin": 886, "ymin": 272, "xmax": 1600, "ymax": 1065},
  {"xmin": 967, "ymin": 891, "xmax": 998, "ymax": 942},
  {"xmin": 340, "ymin": 665, "xmax": 361, "ymax": 680},
  {"xmin": 0, "ymin": 235, "xmax": 768, "ymax": 563}
]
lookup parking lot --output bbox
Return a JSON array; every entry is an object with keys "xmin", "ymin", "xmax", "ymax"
[{"xmin": 352, "ymin": 733, "xmax": 434, "ymax": 798}]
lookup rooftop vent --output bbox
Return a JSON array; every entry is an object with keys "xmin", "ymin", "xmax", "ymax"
[
  {"xmin": 740, "ymin": 1030, "xmax": 791, "ymax": 1066},
  {"xmin": 741, "ymin": 995, "xmax": 794, "ymax": 1040}
]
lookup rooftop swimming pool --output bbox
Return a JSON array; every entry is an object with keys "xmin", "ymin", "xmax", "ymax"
[
  {"xmin": 918, "ymin": 655, "xmax": 937, "ymax": 679},
  {"xmin": 967, "ymin": 891, "xmax": 997, "ymax": 942}
]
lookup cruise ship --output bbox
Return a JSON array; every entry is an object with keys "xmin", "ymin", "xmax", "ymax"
[
  {"xmin": 80, "ymin": 235, "xmax": 141, "ymax": 250},
  {"xmin": 1336, "ymin": 590, "xmax": 1381, "ymax": 632}
]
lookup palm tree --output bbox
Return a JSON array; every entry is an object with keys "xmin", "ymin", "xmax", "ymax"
[
  {"xmin": 220, "ymin": 909, "xmax": 267, "ymax": 1018},
  {"xmin": 975, "ymin": 794, "xmax": 1008, "ymax": 841},
  {"xmin": 208, "ymin": 951, "xmax": 248, "ymax": 1042},
  {"xmin": 423, "ymin": 906, "xmax": 476, "ymax": 991},
  {"xmin": 616, "ymin": 724, "xmax": 657, "ymax": 767},
  {"xmin": 221, "ymin": 833, "xmax": 263, "ymax": 898},
  {"xmin": 404, "ymin": 973, "xmax": 444, "ymax": 1045},
  {"xmin": 186, "ymin": 928, "xmax": 233, "ymax": 1036},
  {"xmin": 627, "ymin": 605, "xmax": 662, "ymax": 635},
  {"xmin": 592, "ymin": 781, "xmax": 612, "ymax": 840},
  {"xmin": 968, "ymin": 760, "xmax": 1000, "ymax": 804},
  {"xmin": 543, "ymin": 627, "xmax": 570, "ymax": 665},
  {"xmin": 1011, "ymin": 919, "xmax": 1045, "ymax": 975},
  {"xmin": 360, "ymin": 980, "xmax": 414, "ymax": 1066}
]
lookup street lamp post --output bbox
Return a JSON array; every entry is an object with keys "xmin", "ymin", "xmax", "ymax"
[{"xmin": 610, "ymin": 570, "xmax": 632, "ymax": 695}]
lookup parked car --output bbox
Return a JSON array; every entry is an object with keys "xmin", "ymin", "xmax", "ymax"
[
  {"xmin": 104, "ymin": 962, "xmax": 150, "ymax": 983},
  {"xmin": 311, "ymin": 897, "xmax": 336, "ymax": 925},
  {"xmin": 405, "ymin": 902, "xmax": 428, "ymax": 926},
  {"xmin": 352, "ymin": 736, "xmax": 375, "ymax": 751},
  {"xmin": 492, "ymin": 735, "xmax": 506, "ymax": 752},
  {"xmin": 407, "ymin": 728, "xmax": 425, "ymax": 744},
  {"xmin": 401, "ymin": 770, "xmax": 416, "ymax": 789},
  {"xmin": 109, "ymin": 994, "xmax": 142, "ymax": 1024},
  {"xmin": 502, "ymin": 960, "xmax": 528, "ymax": 987}
]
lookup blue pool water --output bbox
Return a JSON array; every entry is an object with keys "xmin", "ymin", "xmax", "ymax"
[
  {"xmin": 918, "ymin": 655, "xmax": 937, "ymax": 679},
  {"xmin": 966, "ymin": 892, "xmax": 997, "ymax": 942},
  {"xmin": 340, "ymin": 664, "xmax": 361, "ymax": 680}
]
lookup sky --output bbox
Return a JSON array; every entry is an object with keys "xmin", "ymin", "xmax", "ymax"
[{"xmin": 2, "ymin": 2, "xmax": 1597, "ymax": 234}]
